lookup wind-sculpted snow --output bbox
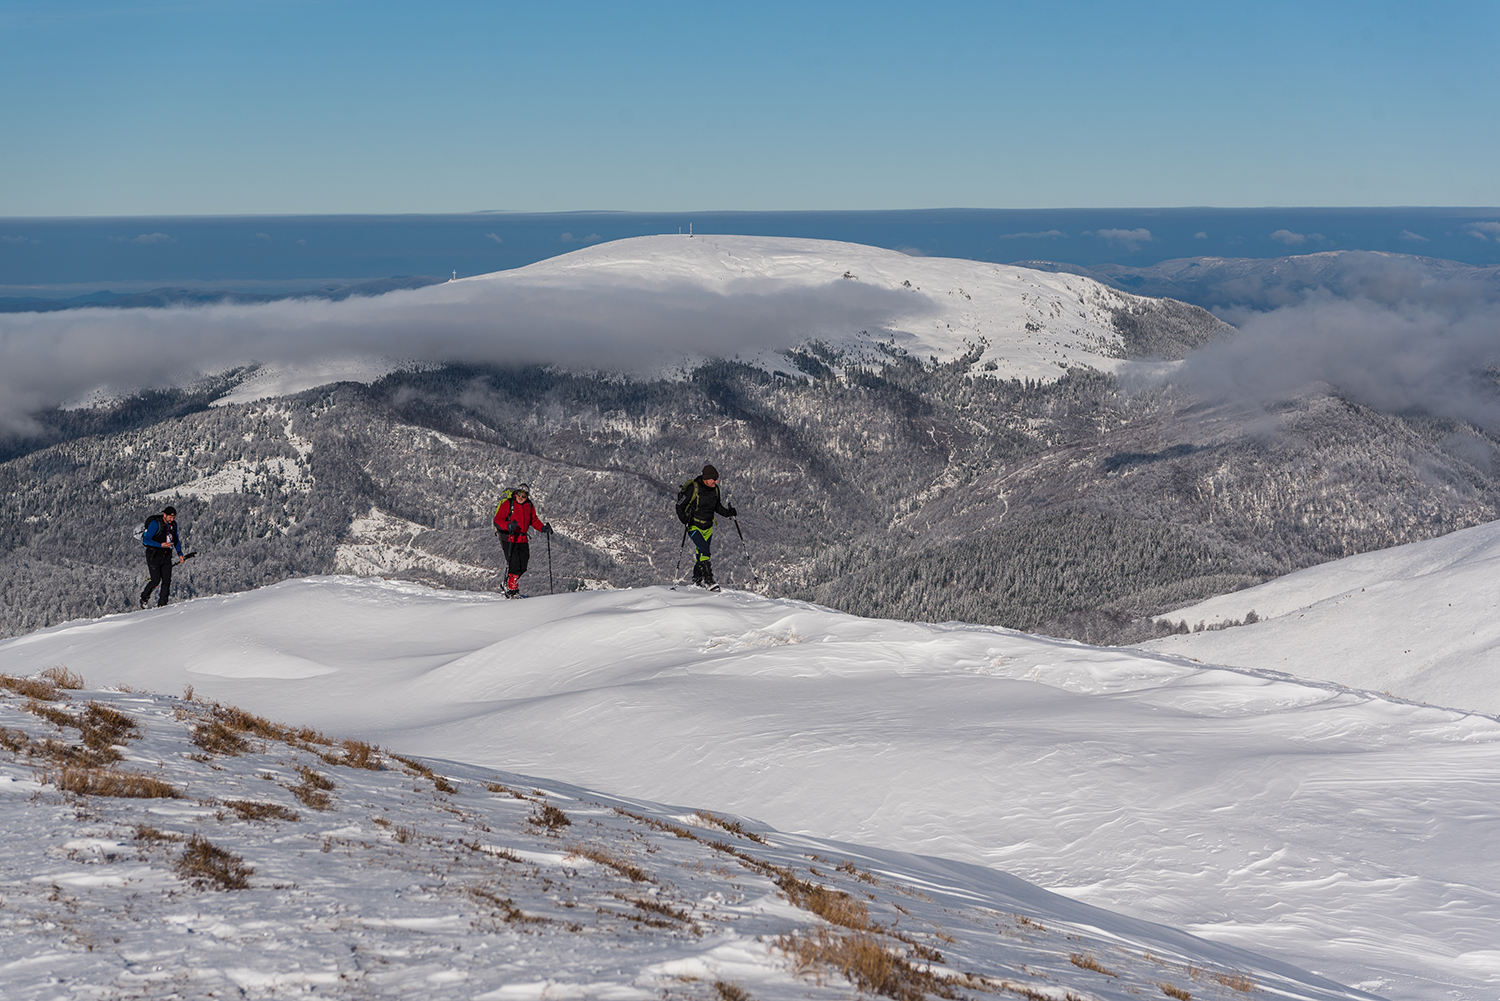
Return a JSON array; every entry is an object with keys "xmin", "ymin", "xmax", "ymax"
[
  {"xmin": 1141, "ymin": 518, "xmax": 1500, "ymax": 713},
  {"xmin": 4, "ymin": 579, "xmax": 1497, "ymax": 999}
]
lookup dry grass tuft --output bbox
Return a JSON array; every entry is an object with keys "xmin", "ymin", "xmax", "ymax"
[
  {"xmin": 567, "ymin": 844, "xmax": 655, "ymax": 883},
  {"xmin": 326, "ymin": 738, "xmax": 382, "ymax": 771},
  {"xmin": 192, "ymin": 719, "xmax": 252, "ymax": 755},
  {"xmin": 0, "ymin": 725, "xmax": 30, "ymax": 753},
  {"xmin": 80, "ymin": 702, "xmax": 138, "ymax": 751},
  {"xmin": 174, "ymin": 834, "xmax": 254, "ymax": 890},
  {"xmin": 224, "ymin": 799, "xmax": 300, "ymax": 822},
  {"xmin": 837, "ymin": 859, "xmax": 881, "ymax": 885},
  {"xmin": 469, "ymin": 886, "xmax": 547, "ymax": 925},
  {"xmin": 778, "ymin": 872, "xmax": 870, "ymax": 931},
  {"xmin": 692, "ymin": 810, "xmax": 768, "ymax": 844},
  {"xmin": 24, "ymin": 699, "xmax": 75, "ymax": 730},
  {"xmin": 1070, "ymin": 953, "xmax": 1119, "ymax": 977},
  {"xmin": 1014, "ymin": 913, "xmax": 1045, "ymax": 931},
  {"xmin": 485, "ymin": 780, "xmax": 531, "ymax": 800},
  {"xmin": 51, "ymin": 765, "xmax": 180, "ymax": 798},
  {"xmin": 133, "ymin": 824, "xmax": 185, "ymax": 842},
  {"xmin": 1211, "ymin": 971, "xmax": 1257, "ymax": 993},
  {"xmin": 40, "ymin": 666, "xmax": 84, "ymax": 690},
  {"xmin": 528, "ymin": 803, "xmax": 572, "ymax": 832},
  {"xmin": 2, "ymin": 674, "xmax": 66, "ymax": 701},
  {"xmin": 389, "ymin": 752, "xmax": 456, "ymax": 792},
  {"xmin": 1160, "ymin": 984, "xmax": 1192, "ymax": 1000},
  {"xmin": 713, "ymin": 982, "xmax": 751, "ymax": 1001},
  {"xmin": 288, "ymin": 765, "xmax": 335, "ymax": 810},
  {"xmin": 779, "ymin": 929, "xmax": 958, "ymax": 1001}
]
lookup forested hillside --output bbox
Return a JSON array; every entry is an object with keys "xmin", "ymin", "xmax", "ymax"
[{"xmin": 5, "ymin": 303, "xmax": 1499, "ymax": 642}]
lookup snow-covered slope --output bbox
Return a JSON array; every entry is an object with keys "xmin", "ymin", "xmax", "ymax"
[
  {"xmin": 1138, "ymin": 518, "xmax": 1500, "ymax": 714},
  {"xmin": 0, "ymin": 681, "xmax": 1369, "ymax": 1001},
  {"xmin": 4, "ymin": 580, "xmax": 1497, "ymax": 999},
  {"xmin": 454, "ymin": 233, "xmax": 1144, "ymax": 381}
]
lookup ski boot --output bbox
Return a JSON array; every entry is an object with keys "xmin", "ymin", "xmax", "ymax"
[{"xmin": 698, "ymin": 560, "xmax": 720, "ymax": 593}]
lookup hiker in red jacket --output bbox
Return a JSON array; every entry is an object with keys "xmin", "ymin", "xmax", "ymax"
[{"xmin": 493, "ymin": 483, "xmax": 550, "ymax": 597}]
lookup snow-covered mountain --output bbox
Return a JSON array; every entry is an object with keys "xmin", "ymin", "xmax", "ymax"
[
  {"xmin": 1139, "ymin": 518, "xmax": 1500, "ymax": 714},
  {"xmin": 5, "ymin": 579, "xmax": 1496, "ymax": 999}
]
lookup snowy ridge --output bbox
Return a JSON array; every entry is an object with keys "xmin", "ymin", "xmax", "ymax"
[
  {"xmin": 4, "ymin": 579, "xmax": 1498, "ymax": 998},
  {"xmin": 457, "ymin": 234, "xmax": 1145, "ymax": 381},
  {"xmin": 0, "ymin": 680, "xmax": 1368, "ymax": 1001},
  {"xmin": 1140, "ymin": 518, "xmax": 1500, "ymax": 714}
]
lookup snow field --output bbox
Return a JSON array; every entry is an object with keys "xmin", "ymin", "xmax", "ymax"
[
  {"xmin": 4, "ymin": 578, "xmax": 1497, "ymax": 998},
  {"xmin": 0, "ymin": 681, "xmax": 1361, "ymax": 1001},
  {"xmin": 1141, "ymin": 518, "xmax": 1500, "ymax": 714}
]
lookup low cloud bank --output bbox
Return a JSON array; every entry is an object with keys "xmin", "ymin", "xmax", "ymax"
[
  {"xmin": 1177, "ymin": 257, "xmax": 1500, "ymax": 431},
  {"xmin": 0, "ymin": 277, "xmax": 928, "ymax": 435}
]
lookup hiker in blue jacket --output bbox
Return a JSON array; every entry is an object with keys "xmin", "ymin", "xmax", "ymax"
[{"xmin": 139, "ymin": 506, "xmax": 185, "ymax": 608}]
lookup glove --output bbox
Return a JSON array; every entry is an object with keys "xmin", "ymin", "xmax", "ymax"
[
  {"xmin": 542, "ymin": 523, "xmax": 552, "ymax": 534},
  {"xmin": 507, "ymin": 521, "xmax": 519, "ymax": 533},
  {"xmin": 726, "ymin": 505, "xmax": 738, "ymax": 518}
]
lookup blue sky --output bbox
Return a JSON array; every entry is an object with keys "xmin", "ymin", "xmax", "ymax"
[{"xmin": 2, "ymin": 0, "xmax": 1497, "ymax": 215}]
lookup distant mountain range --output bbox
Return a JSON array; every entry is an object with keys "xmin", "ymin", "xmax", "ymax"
[{"xmin": 3, "ymin": 239, "xmax": 1498, "ymax": 648}]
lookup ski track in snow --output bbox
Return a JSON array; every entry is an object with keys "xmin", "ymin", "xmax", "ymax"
[{"xmin": 3, "ymin": 578, "xmax": 1497, "ymax": 999}]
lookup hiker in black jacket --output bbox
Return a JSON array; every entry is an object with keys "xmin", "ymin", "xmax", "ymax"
[
  {"xmin": 675, "ymin": 464, "xmax": 736, "ymax": 590},
  {"xmin": 139, "ymin": 506, "xmax": 185, "ymax": 608}
]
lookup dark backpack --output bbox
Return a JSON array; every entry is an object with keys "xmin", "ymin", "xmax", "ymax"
[{"xmin": 675, "ymin": 480, "xmax": 699, "ymax": 525}]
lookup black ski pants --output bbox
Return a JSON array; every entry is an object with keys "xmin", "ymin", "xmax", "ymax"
[
  {"xmin": 142, "ymin": 549, "xmax": 175, "ymax": 607},
  {"xmin": 502, "ymin": 539, "xmax": 531, "ymax": 577}
]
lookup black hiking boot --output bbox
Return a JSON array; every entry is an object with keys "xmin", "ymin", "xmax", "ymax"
[{"xmin": 700, "ymin": 561, "xmax": 719, "ymax": 592}]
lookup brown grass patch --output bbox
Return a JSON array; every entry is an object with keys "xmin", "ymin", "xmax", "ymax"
[
  {"xmin": 288, "ymin": 765, "xmax": 335, "ymax": 810},
  {"xmin": 1070, "ymin": 953, "xmax": 1119, "ymax": 977},
  {"xmin": 1160, "ymin": 984, "xmax": 1192, "ymax": 1000},
  {"xmin": 779, "ymin": 929, "xmax": 959, "ymax": 1001},
  {"xmin": 322, "ymin": 738, "xmax": 382, "ymax": 771},
  {"xmin": 192, "ymin": 719, "xmax": 252, "ymax": 755},
  {"xmin": 469, "ymin": 886, "xmax": 547, "ymax": 924},
  {"xmin": 389, "ymin": 752, "xmax": 456, "ymax": 792},
  {"xmin": 0, "ymin": 726, "xmax": 30, "ymax": 753},
  {"xmin": 616, "ymin": 893, "xmax": 692, "ymax": 924},
  {"xmin": 713, "ymin": 983, "xmax": 751, "ymax": 1001},
  {"xmin": 51, "ymin": 766, "xmax": 180, "ymax": 799},
  {"xmin": 528, "ymin": 803, "xmax": 572, "ymax": 832},
  {"xmin": 25, "ymin": 699, "xmax": 75, "ymax": 730},
  {"xmin": 224, "ymin": 799, "xmax": 300, "ymax": 822},
  {"xmin": 2, "ymin": 675, "xmax": 66, "ymax": 701},
  {"xmin": 567, "ymin": 844, "xmax": 655, "ymax": 883},
  {"xmin": 1211, "ymin": 971, "xmax": 1257, "ymax": 992},
  {"xmin": 133, "ymin": 824, "xmax": 185, "ymax": 842},
  {"xmin": 40, "ymin": 666, "xmax": 84, "ymax": 690},
  {"xmin": 692, "ymin": 810, "xmax": 768, "ymax": 844},
  {"xmin": 80, "ymin": 702, "xmax": 139, "ymax": 752},
  {"xmin": 837, "ymin": 859, "xmax": 881, "ymax": 885},
  {"xmin": 174, "ymin": 834, "xmax": 254, "ymax": 890},
  {"xmin": 780, "ymin": 874, "xmax": 871, "ymax": 930},
  {"xmin": 485, "ymin": 780, "xmax": 531, "ymax": 799}
]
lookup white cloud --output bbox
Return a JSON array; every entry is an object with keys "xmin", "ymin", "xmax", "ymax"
[
  {"xmin": 894, "ymin": 245, "xmax": 926, "ymax": 257},
  {"xmin": 560, "ymin": 232, "xmax": 602, "ymax": 244},
  {"xmin": 484, "ymin": 233, "xmax": 504, "ymax": 244},
  {"xmin": 1194, "ymin": 231, "xmax": 1208, "ymax": 239},
  {"xmin": 1464, "ymin": 222, "xmax": 1500, "ymax": 241},
  {"xmin": 0, "ymin": 277, "xmax": 933, "ymax": 435},
  {"xmin": 1270, "ymin": 229, "xmax": 1307, "ymax": 245},
  {"xmin": 997, "ymin": 230, "xmax": 1066, "ymax": 240},
  {"xmin": 1089, "ymin": 228, "xmax": 1153, "ymax": 252},
  {"xmin": 255, "ymin": 232, "xmax": 272, "ymax": 241},
  {"xmin": 1398, "ymin": 230, "xmax": 1429, "ymax": 242},
  {"xmin": 1, "ymin": 235, "xmax": 39, "ymax": 245},
  {"xmin": 108, "ymin": 232, "xmax": 174, "ymax": 246}
]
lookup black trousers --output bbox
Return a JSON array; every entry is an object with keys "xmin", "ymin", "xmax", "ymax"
[
  {"xmin": 502, "ymin": 539, "xmax": 530, "ymax": 576},
  {"xmin": 142, "ymin": 550, "xmax": 175, "ymax": 606}
]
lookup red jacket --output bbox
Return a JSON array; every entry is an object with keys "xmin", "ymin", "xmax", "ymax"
[{"xmin": 494, "ymin": 497, "xmax": 546, "ymax": 544}]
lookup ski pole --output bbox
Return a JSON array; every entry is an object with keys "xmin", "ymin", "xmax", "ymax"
[
  {"xmin": 732, "ymin": 517, "xmax": 760, "ymax": 587},
  {"xmin": 546, "ymin": 528, "xmax": 554, "ymax": 595},
  {"xmin": 673, "ymin": 522, "xmax": 689, "ymax": 583}
]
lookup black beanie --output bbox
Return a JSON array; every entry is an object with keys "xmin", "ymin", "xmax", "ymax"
[{"xmin": 701, "ymin": 464, "xmax": 719, "ymax": 480}]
